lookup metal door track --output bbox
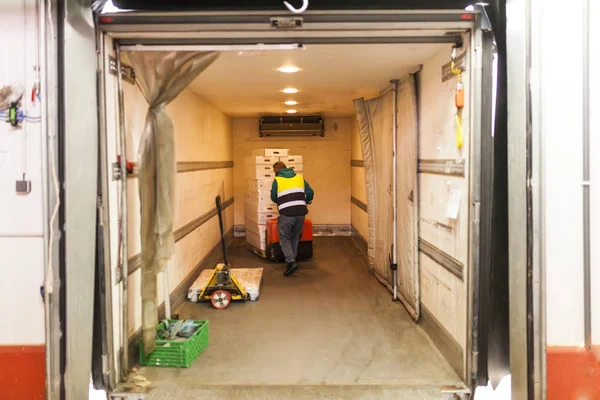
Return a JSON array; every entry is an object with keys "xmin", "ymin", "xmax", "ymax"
[{"xmin": 110, "ymin": 392, "xmax": 146, "ymax": 400}]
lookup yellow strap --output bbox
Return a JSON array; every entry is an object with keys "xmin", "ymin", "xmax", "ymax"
[
  {"xmin": 451, "ymin": 60, "xmax": 463, "ymax": 149},
  {"xmin": 451, "ymin": 60, "xmax": 462, "ymax": 77},
  {"xmin": 456, "ymin": 112, "xmax": 463, "ymax": 149}
]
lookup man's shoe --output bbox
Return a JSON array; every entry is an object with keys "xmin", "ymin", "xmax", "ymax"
[{"xmin": 284, "ymin": 262, "xmax": 299, "ymax": 277}]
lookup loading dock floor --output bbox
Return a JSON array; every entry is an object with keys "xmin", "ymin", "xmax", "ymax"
[{"xmin": 141, "ymin": 237, "xmax": 464, "ymax": 399}]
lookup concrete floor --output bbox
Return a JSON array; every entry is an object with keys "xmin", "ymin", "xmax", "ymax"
[{"xmin": 141, "ymin": 237, "xmax": 464, "ymax": 399}]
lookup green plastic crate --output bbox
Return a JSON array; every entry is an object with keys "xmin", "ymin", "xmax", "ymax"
[{"xmin": 139, "ymin": 319, "xmax": 209, "ymax": 368}]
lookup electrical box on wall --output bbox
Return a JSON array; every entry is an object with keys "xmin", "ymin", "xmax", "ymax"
[
  {"xmin": 16, "ymin": 178, "xmax": 31, "ymax": 194},
  {"xmin": 259, "ymin": 116, "xmax": 325, "ymax": 137}
]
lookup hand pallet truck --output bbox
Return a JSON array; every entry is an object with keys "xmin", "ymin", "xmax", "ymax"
[{"xmin": 197, "ymin": 196, "xmax": 249, "ymax": 309}]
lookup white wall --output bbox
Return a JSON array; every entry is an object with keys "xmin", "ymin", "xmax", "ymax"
[
  {"xmin": 0, "ymin": 0, "xmax": 45, "ymax": 346},
  {"xmin": 591, "ymin": 0, "xmax": 600, "ymax": 348},
  {"xmin": 539, "ymin": 0, "xmax": 598, "ymax": 347}
]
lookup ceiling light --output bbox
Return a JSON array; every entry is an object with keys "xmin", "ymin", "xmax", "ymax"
[
  {"xmin": 278, "ymin": 66, "xmax": 300, "ymax": 73},
  {"xmin": 286, "ymin": 109, "xmax": 297, "ymax": 114},
  {"xmin": 285, "ymin": 100, "xmax": 298, "ymax": 106},
  {"xmin": 282, "ymin": 88, "xmax": 298, "ymax": 94}
]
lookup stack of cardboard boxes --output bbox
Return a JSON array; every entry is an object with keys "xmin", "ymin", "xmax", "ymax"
[{"xmin": 244, "ymin": 148, "xmax": 304, "ymax": 256}]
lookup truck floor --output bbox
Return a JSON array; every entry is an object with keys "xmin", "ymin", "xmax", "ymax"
[{"xmin": 141, "ymin": 237, "xmax": 464, "ymax": 399}]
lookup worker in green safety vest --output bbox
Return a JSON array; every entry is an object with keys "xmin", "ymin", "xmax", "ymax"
[{"xmin": 270, "ymin": 161, "xmax": 315, "ymax": 276}]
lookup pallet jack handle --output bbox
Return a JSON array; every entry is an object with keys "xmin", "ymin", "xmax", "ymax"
[{"xmin": 216, "ymin": 195, "xmax": 229, "ymax": 266}]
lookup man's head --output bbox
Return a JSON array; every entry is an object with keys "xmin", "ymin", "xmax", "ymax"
[{"xmin": 273, "ymin": 161, "xmax": 287, "ymax": 174}]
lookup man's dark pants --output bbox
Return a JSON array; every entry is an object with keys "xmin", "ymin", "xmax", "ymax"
[{"xmin": 277, "ymin": 214, "xmax": 305, "ymax": 263}]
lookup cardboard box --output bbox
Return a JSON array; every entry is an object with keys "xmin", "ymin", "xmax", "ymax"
[
  {"xmin": 244, "ymin": 219, "xmax": 268, "ymax": 238},
  {"xmin": 287, "ymin": 164, "xmax": 303, "ymax": 173},
  {"xmin": 245, "ymin": 190, "xmax": 271, "ymax": 203},
  {"xmin": 245, "ymin": 197, "xmax": 278, "ymax": 213},
  {"xmin": 246, "ymin": 190, "xmax": 272, "ymax": 201},
  {"xmin": 246, "ymin": 230, "xmax": 267, "ymax": 250},
  {"xmin": 247, "ymin": 178, "xmax": 273, "ymax": 192},
  {"xmin": 245, "ymin": 165, "xmax": 276, "ymax": 180},
  {"xmin": 245, "ymin": 205, "xmax": 278, "ymax": 224},
  {"xmin": 246, "ymin": 191, "xmax": 275, "ymax": 205},
  {"xmin": 278, "ymin": 155, "xmax": 303, "ymax": 164},
  {"xmin": 245, "ymin": 200, "xmax": 278, "ymax": 215},
  {"xmin": 252, "ymin": 148, "xmax": 289, "ymax": 157},
  {"xmin": 245, "ymin": 156, "xmax": 279, "ymax": 165}
]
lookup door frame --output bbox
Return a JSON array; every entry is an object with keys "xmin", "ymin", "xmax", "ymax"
[
  {"xmin": 467, "ymin": 17, "xmax": 498, "ymax": 388},
  {"xmin": 94, "ymin": 8, "xmax": 492, "ymax": 392}
]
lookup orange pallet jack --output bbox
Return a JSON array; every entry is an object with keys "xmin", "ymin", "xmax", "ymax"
[{"xmin": 265, "ymin": 218, "xmax": 313, "ymax": 262}]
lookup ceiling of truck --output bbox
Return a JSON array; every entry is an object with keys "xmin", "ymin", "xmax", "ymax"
[{"xmin": 188, "ymin": 43, "xmax": 448, "ymax": 117}]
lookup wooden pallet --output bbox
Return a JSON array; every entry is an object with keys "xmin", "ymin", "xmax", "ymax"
[{"xmin": 246, "ymin": 241, "xmax": 268, "ymax": 259}]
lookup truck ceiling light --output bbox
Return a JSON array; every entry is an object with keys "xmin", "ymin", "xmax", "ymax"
[
  {"xmin": 286, "ymin": 109, "xmax": 297, "ymax": 114},
  {"xmin": 285, "ymin": 100, "xmax": 298, "ymax": 105},
  {"xmin": 278, "ymin": 66, "xmax": 300, "ymax": 73},
  {"xmin": 283, "ymin": 88, "xmax": 299, "ymax": 94}
]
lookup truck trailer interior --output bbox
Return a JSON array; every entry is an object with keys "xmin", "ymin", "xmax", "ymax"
[{"xmin": 81, "ymin": 2, "xmax": 510, "ymax": 399}]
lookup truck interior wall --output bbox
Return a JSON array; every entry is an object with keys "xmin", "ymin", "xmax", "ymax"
[
  {"xmin": 121, "ymin": 82, "xmax": 234, "ymax": 338},
  {"xmin": 350, "ymin": 117, "xmax": 368, "ymax": 246},
  {"xmin": 102, "ymin": 39, "xmax": 235, "ymax": 376},
  {"xmin": 417, "ymin": 40, "xmax": 471, "ymax": 380},
  {"xmin": 232, "ymin": 117, "xmax": 352, "ymax": 230},
  {"xmin": 346, "ymin": 38, "xmax": 471, "ymax": 379}
]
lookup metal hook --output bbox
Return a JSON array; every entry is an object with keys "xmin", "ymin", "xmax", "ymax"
[{"xmin": 283, "ymin": 0, "xmax": 309, "ymax": 14}]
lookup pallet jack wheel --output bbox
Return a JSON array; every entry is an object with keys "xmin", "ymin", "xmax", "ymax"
[{"xmin": 210, "ymin": 290, "xmax": 231, "ymax": 310}]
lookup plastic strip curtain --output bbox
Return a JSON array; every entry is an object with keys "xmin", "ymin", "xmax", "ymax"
[
  {"xmin": 395, "ymin": 76, "xmax": 419, "ymax": 320},
  {"xmin": 126, "ymin": 51, "xmax": 220, "ymax": 356},
  {"xmin": 353, "ymin": 92, "xmax": 394, "ymax": 285},
  {"xmin": 353, "ymin": 75, "xmax": 419, "ymax": 320}
]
